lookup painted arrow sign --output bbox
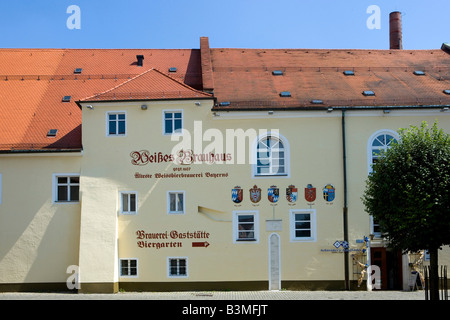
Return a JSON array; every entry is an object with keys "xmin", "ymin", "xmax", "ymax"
[{"xmin": 192, "ymin": 241, "xmax": 210, "ymax": 248}]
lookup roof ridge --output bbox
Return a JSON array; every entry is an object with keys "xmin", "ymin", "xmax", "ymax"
[
  {"xmin": 149, "ymin": 68, "xmax": 211, "ymax": 96},
  {"xmin": 80, "ymin": 68, "xmax": 156, "ymax": 101},
  {"xmin": 81, "ymin": 68, "xmax": 211, "ymax": 101}
]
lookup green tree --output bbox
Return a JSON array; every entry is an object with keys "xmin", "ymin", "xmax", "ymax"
[{"xmin": 363, "ymin": 122, "xmax": 450, "ymax": 300}]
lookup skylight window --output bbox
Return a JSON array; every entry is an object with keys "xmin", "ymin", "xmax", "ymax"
[
  {"xmin": 413, "ymin": 70, "xmax": 425, "ymax": 76},
  {"xmin": 169, "ymin": 67, "xmax": 177, "ymax": 72},
  {"xmin": 62, "ymin": 96, "xmax": 71, "ymax": 102},
  {"xmin": 47, "ymin": 129, "xmax": 58, "ymax": 137},
  {"xmin": 219, "ymin": 102, "xmax": 230, "ymax": 107},
  {"xmin": 311, "ymin": 99, "xmax": 323, "ymax": 104},
  {"xmin": 272, "ymin": 70, "xmax": 283, "ymax": 76},
  {"xmin": 343, "ymin": 70, "xmax": 355, "ymax": 76},
  {"xmin": 74, "ymin": 68, "xmax": 82, "ymax": 74},
  {"xmin": 280, "ymin": 91, "xmax": 291, "ymax": 97},
  {"xmin": 443, "ymin": 90, "xmax": 450, "ymax": 95},
  {"xmin": 362, "ymin": 90, "xmax": 375, "ymax": 96}
]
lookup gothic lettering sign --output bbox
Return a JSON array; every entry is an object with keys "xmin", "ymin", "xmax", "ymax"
[{"xmin": 136, "ymin": 230, "xmax": 210, "ymax": 249}]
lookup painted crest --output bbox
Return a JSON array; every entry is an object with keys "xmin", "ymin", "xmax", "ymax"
[
  {"xmin": 323, "ymin": 184, "xmax": 335, "ymax": 202},
  {"xmin": 286, "ymin": 185, "xmax": 298, "ymax": 203},
  {"xmin": 305, "ymin": 184, "xmax": 316, "ymax": 203},
  {"xmin": 268, "ymin": 185, "xmax": 279, "ymax": 203},
  {"xmin": 232, "ymin": 186, "xmax": 243, "ymax": 204},
  {"xmin": 249, "ymin": 185, "xmax": 261, "ymax": 203}
]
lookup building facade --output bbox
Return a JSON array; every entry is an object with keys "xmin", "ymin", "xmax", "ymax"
[{"xmin": 1, "ymin": 29, "xmax": 450, "ymax": 292}]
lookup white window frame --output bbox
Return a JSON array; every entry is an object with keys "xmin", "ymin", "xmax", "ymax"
[
  {"xmin": 167, "ymin": 191, "xmax": 185, "ymax": 214},
  {"xmin": 119, "ymin": 258, "xmax": 138, "ymax": 278},
  {"xmin": 233, "ymin": 210, "xmax": 259, "ymax": 243},
  {"xmin": 167, "ymin": 257, "xmax": 188, "ymax": 278},
  {"xmin": 289, "ymin": 209, "xmax": 317, "ymax": 242},
  {"xmin": 106, "ymin": 111, "xmax": 127, "ymax": 137},
  {"xmin": 163, "ymin": 109, "xmax": 183, "ymax": 136},
  {"xmin": 367, "ymin": 129, "xmax": 399, "ymax": 237},
  {"xmin": 252, "ymin": 132, "xmax": 290, "ymax": 178},
  {"xmin": 52, "ymin": 173, "xmax": 80, "ymax": 203},
  {"xmin": 119, "ymin": 191, "xmax": 138, "ymax": 215}
]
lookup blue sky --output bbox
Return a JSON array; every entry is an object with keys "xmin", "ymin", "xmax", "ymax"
[{"xmin": 0, "ymin": 0, "xmax": 448, "ymax": 50}]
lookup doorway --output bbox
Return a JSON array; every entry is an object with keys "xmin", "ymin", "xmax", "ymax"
[
  {"xmin": 370, "ymin": 247, "xmax": 403, "ymax": 290},
  {"xmin": 269, "ymin": 233, "xmax": 281, "ymax": 290}
]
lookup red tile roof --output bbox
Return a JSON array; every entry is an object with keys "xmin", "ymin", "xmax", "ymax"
[
  {"xmin": 209, "ymin": 48, "xmax": 450, "ymax": 110},
  {"xmin": 1, "ymin": 41, "xmax": 450, "ymax": 152},
  {"xmin": 0, "ymin": 49, "xmax": 203, "ymax": 152},
  {"xmin": 81, "ymin": 68, "xmax": 211, "ymax": 102}
]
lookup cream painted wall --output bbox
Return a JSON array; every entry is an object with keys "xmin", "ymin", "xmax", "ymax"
[
  {"xmin": 79, "ymin": 99, "xmax": 351, "ymax": 286},
  {"xmin": 0, "ymin": 155, "xmax": 81, "ymax": 284}
]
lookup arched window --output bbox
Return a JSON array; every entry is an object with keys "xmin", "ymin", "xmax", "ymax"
[
  {"xmin": 367, "ymin": 130, "xmax": 399, "ymax": 237},
  {"xmin": 253, "ymin": 133, "xmax": 289, "ymax": 177},
  {"xmin": 368, "ymin": 130, "xmax": 399, "ymax": 173}
]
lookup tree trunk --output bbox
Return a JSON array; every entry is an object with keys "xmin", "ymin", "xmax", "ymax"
[{"xmin": 429, "ymin": 247, "xmax": 440, "ymax": 300}]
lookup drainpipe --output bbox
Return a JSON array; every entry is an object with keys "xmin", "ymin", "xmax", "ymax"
[{"xmin": 341, "ymin": 108, "xmax": 350, "ymax": 290}]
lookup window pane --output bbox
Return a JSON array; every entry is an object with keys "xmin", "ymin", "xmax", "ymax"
[
  {"xmin": 109, "ymin": 114, "xmax": 117, "ymax": 121},
  {"xmin": 109, "ymin": 120, "xmax": 116, "ymax": 135},
  {"xmin": 118, "ymin": 114, "xmax": 125, "ymax": 120},
  {"xmin": 174, "ymin": 112, "xmax": 182, "ymax": 119},
  {"xmin": 122, "ymin": 193, "xmax": 129, "ymax": 212},
  {"xmin": 165, "ymin": 119, "xmax": 173, "ymax": 134},
  {"xmin": 296, "ymin": 230, "xmax": 311, "ymax": 238},
  {"xmin": 165, "ymin": 112, "xmax": 173, "ymax": 119},
  {"xmin": 118, "ymin": 120, "xmax": 125, "ymax": 135},
  {"xmin": 58, "ymin": 177, "xmax": 68, "ymax": 184},
  {"xmin": 70, "ymin": 185, "xmax": 79, "ymax": 201},
  {"xmin": 238, "ymin": 215, "xmax": 254, "ymax": 223},
  {"xmin": 295, "ymin": 222, "xmax": 311, "ymax": 229},
  {"xmin": 130, "ymin": 194, "xmax": 136, "ymax": 212},
  {"xmin": 70, "ymin": 177, "xmax": 79, "ymax": 184},
  {"xmin": 177, "ymin": 193, "xmax": 183, "ymax": 212},
  {"xmin": 295, "ymin": 214, "xmax": 310, "ymax": 221},
  {"xmin": 58, "ymin": 186, "xmax": 68, "ymax": 201},
  {"xmin": 169, "ymin": 193, "xmax": 176, "ymax": 211},
  {"xmin": 174, "ymin": 119, "xmax": 182, "ymax": 131}
]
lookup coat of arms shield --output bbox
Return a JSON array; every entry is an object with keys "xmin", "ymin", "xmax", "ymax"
[
  {"xmin": 286, "ymin": 185, "xmax": 298, "ymax": 203},
  {"xmin": 305, "ymin": 184, "xmax": 316, "ymax": 203},
  {"xmin": 323, "ymin": 184, "xmax": 335, "ymax": 202},
  {"xmin": 249, "ymin": 185, "xmax": 261, "ymax": 203},
  {"xmin": 268, "ymin": 185, "xmax": 279, "ymax": 203},
  {"xmin": 232, "ymin": 186, "xmax": 243, "ymax": 204}
]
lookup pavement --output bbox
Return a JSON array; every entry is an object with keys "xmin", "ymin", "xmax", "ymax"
[{"xmin": 0, "ymin": 290, "xmax": 426, "ymax": 300}]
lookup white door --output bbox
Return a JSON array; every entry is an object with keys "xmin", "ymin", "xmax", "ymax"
[{"xmin": 269, "ymin": 233, "xmax": 281, "ymax": 290}]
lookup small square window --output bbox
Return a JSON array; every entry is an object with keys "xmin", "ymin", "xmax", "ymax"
[
  {"xmin": 107, "ymin": 112, "xmax": 126, "ymax": 136},
  {"xmin": 168, "ymin": 257, "xmax": 188, "ymax": 278},
  {"xmin": 167, "ymin": 191, "xmax": 185, "ymax": 214},
  {"xmin": 62, "ymin": 96, "xmax": 71, "ymax": 102},
  {"xmin": 74, "ymin": 68, "xmax": 82, "ymax": 74},
  {"xmin": 233, "ymin": 211, "xmax": 259, "ymax": 243},
  {"xmin": 54, "ymin": 174, "xmax": 79, "ymax": 203},
  {"xmin": 47, "ymin": 129, "xmax": 58, "ymax": 137},
  {"xmin": 290, "ymin": 210, "xmax": 316, "ymax": 242},
  {"xmin": 120, "ymin": 259, "xmax": 138, "ymax": 277},
  {"xmin": 362, "ymin": 90, "xmax": 375, "ymax": 96},
  {"xmin": 163, "ymin": 110, "xmax": 183, "ymax": 135},
  {"xmin": 120, "ymin": 192, "xmax": 137, "ymax": 215}
]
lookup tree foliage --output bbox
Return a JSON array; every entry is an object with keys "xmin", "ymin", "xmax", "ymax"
[{"xmin": 363, "ymin": 121, "xmax": 450, "ymax": 252}]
